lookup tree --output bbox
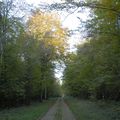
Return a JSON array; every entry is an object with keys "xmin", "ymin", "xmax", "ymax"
[
  {"xmin": 63, "ymin": 0, "xmax": 120, "ymax": 101},
  {"xmin": 27, "ymin": 10, "xmax": 68, "ymax": 59},
  {"xmin": 26, "ymin": 10, "xmax": 68, "ymax": 101},
  {"xmin": 0, "ymin": 1, "xmax": 66, "ymax": 107}
]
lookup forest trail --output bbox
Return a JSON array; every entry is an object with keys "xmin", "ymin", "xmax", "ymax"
[{"xmin": 40, "ymin": 98, "xmax": 76, "ymax": 120}]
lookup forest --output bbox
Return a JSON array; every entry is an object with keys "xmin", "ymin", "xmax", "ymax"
[
  {"xmin": 0, "ymin": 0, "xmax": 67, "ymax": 107},
  {"xmin": 0, "ymin": 0, "xmax": 120, "ymax": 120},
  {"xmin": 63, "ymin": 0, "xmax": 120, "ymax": 101}
]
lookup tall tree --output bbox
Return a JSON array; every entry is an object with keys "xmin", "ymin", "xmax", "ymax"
[{"xmin": 63, "ymin": 0, "xmax": 120, "ymax": 101}]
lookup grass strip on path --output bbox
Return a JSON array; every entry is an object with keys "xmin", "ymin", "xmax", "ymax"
[
  {"xmin": 65, "ymin": 97, "xmax": 120, "ymax": 120},
  {"xmin": 0, "ymin": 98, "xmax": 56, "ymax": 120},
  {"xmin": 54, "ymin": 99, "xmax": 62, "ymax": 120}
]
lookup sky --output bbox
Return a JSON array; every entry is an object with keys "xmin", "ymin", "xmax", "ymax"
[
  {"xmin": 25, "ymin": 0, "xmax": 89, "ymax": 81},
  {"xmin": 26, "ymin": 0, "xmax": 63, "ymax": 5},
  {"xmin": 25, "ymin": 0, "xmax": 88, "ymax": 50}
]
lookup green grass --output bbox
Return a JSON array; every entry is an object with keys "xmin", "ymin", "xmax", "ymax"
[
  {"xmin": 0, "ymin": 99, "xmax": 56, "ymax": 120},
  {"xmin": 65, "ymin": 97, "xmax": 120, "ymax": 120}
]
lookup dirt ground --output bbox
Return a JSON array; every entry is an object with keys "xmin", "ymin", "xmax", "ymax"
[{"xmin": 40, "ymin": 98, "xmax": 76, "ymax": 120}]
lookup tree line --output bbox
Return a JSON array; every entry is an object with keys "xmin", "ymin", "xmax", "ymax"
[
  {"xmin": 63, "ymin": 0, "xmax": 120, "ymax": 101},
  {"xmin": 0, "ymin": 0, "xmax": 67, "ymax": 107}
]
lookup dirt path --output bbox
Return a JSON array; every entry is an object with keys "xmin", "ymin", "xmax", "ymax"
[{"xmin": 40, "ymin": 98, "xmax": 76, "ymax": 120}]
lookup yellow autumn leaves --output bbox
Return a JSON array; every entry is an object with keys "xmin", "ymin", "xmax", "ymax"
[{"xmin": 27, "ymin": 10, "xmax": 68, "ymax": 55}]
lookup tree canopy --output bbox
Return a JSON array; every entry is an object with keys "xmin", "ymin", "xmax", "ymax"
[
  {"xmin": 0, "ymin": 0, "xmax": 120, "ymax": 108},
  {"xmin": 63, "ymin": 0, "xmax": 120, "ymax": 101},
  {"xmin": 0, "ymin": 0, "xmax": 66, "ymax": 107}
]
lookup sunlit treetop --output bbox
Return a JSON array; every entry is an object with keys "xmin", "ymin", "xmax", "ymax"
[{"xmin": 27, "ymin": 10, "xmax": 68, "ymax": 55}]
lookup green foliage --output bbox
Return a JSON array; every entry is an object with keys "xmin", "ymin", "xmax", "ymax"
[
  {"xmin": 63, "ymin": 0, "xmax": 120, "ymax": 100},
  {"xmin": 0, "ymin": 0, "xmax": 64, "ymax": 107},
  {"xmin": 0, "ymin": 99, "xmax": 55, "ymax": 120}
]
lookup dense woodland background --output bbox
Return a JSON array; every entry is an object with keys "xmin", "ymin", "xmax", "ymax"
[
  {"xmin": 0, "ymin": 0, "xmax": 120, "ymax": 109},
  {"xmin": 63, "ymin": 0, "xmax": 120, "ymax": 101},
  {"xmin": 0, "ymin": 0, "xmax": 67, "ymax": 107}
]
